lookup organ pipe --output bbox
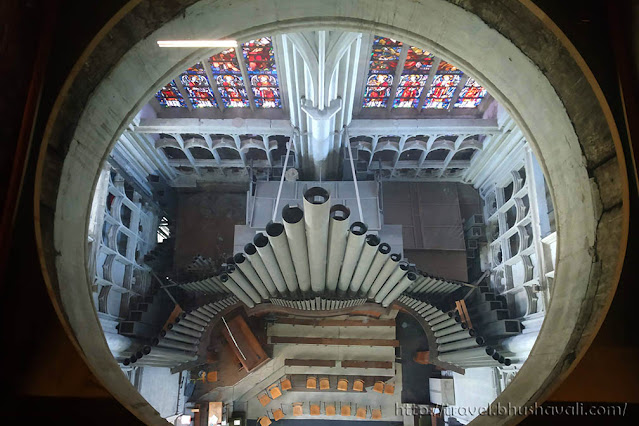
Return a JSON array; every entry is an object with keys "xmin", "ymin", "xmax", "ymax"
[
  {"xmin": 244, "ymin": 243, "xmax": 278, "ymax": 297},
  {"xmin": 303, "ymin": 187, "xmax": 331, "ymax": 293},
  {"xmin": 374, "ymin": 261, "xmax": 409, "ymax": 303},
  {"xmin": 282, "ymin": 205, "xmax": 312, "ymax": 293},
  {"xmin": 367, "ymin": 253, "xmax": 401, "ymax": 299},
  {"xmin": 220, "ymin": 273, "xmax": 256, "ymax": 308},
  {"xmin": 234, "ymin": 253, "xmax": 270, "ymax": 300},
  {"xmin": 381, "ymin": 272, "xmax": 418, "ymax": 307},
  {"xmin": 325, "ymin": 205, "xmax": 351, "ymax": 292},
  {"xmin": 253, "ymin": 233, "xmax": 288, "ymax": 295},
  {"xmin": 226, "ymin": 264, "xmax": 262, "ymax": 304},
  {"xmin": 360, "ymin": 243, "xmax": 391, "ymax": 296},
  {"xmin": 349, "ymin": 234, "xmax": 381, "ymax": 293},
  {"xmin": 337, "ymin": 222, "xmax": 368, "ymax": 293},
  {"xmin": 266, "ymin": 221, "xmax": 299, "ymax": 293}
]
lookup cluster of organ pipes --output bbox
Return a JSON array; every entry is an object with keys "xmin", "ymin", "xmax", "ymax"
[
  {"xmin": 399, "ymin": 295, "xmax": 516, "ymax": 369},
  {"xmin": 120, "ymin": 295, "xmax": 239, "ymax": 368},
  {"xmin": 270, "ymin": 297, "xmax": 367, "ymax": 310},
  {"xmin": 179, "ymin": 186, "xmax": 464, "ymax": 308}
]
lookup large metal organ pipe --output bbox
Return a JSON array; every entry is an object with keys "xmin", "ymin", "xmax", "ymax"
[
  {"xmin": 325, "ymin": 205, "xmax": 350, "ymax": 293},
  {"xmin": 303, "ymin": 187, "xmax": 331, "ymax": 293},
  {"xmin": 282, "ymin": 205, "xmax": 311, "ymax": 293},
  {"xmin": 337, "ymin": 221, "xmax": 367, "ymax": 294},
  {"xmin": 266, "ymin": 221, "xmax": 299, "ymax": 293}
]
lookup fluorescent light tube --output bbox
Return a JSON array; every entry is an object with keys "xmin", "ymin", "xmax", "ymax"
[{"xmin": 157, "ymin": 40, "xmax": 237, "ymax": 48}]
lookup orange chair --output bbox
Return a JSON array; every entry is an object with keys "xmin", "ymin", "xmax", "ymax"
[
  {"xmin": 337, "ymin": 378, "xmax": 349, "ymax": 391},
  {"xmin": 353, "ymin": 379, "xmax": 365, "ymax": 392},
  {"xmin": 206, "ymin": 371, "xmax": 218, "ymax": 382},
  {"xmin": 257, "ymin": 416, "xmax": 272, "ymax": 426},
  {"xmin": 325, "ymin": 402, "xmax": 336, "ymax": 416},
  {"xmin": 280, "ymin": 376, "xmax": 292, "ymax": 391},
  {"xmin": 319, "ymin": 377, "xmax": 330, "ymax": 390},
  {"xmin": 372, "ymin": 380, "xmax": 384, "ymax": 394},
  {"xmin": 384, "ymin": 382, "xmax": 395, "ymax": 395},
  {"xmin": 268, "ymin": 384, "xmax": 282, "ymax": 400},
  {"xmin": 306, "ymin": 376, "xmax": 317, "ymax": 389},
  {"xmin": 271, "ymin": 408, "xmax": 285, "ymax": 421},
  {"xmin": 257, "ymin": 393, "xmax": 272, "ymax": 407},
  {"xmin": 372, "ymin": 407, "xmax": 382, "ymax": 420},
  {"xmin": 310, "ymin": 402, "xmax": 321, "ymax": 416},
  {"xmin": 292, "ymin": 402, "xmax": 304, "ymax": 416},
  {"xmin": 356, "ymin": 405, "xmax": 367, "ymax": 419},
  {"xmin": 340, "ymin": 403, "xmax": 352, "ymax": 416}
]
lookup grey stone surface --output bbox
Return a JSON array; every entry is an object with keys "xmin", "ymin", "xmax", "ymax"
[{"xmin": 593, "ymin": 157, "xmax": 624, "ymax": 210}]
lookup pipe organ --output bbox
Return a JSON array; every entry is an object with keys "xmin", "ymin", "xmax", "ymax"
[{"xmin": 163, "ymin": 186, "xmax": 525, "ymax": 372}]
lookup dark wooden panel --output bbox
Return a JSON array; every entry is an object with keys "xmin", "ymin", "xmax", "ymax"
[
  {"xmin": 284, "ymin": 359, "xmax": 336, "ymax": 367},
  {"xmin": 222, "ymin": 315, "xmax": 269, "ymax": 372},
  {"xmin": 270, "ymin": 336, "xmax": 399, "ymax": 347},
  {"xmin": 276, "ymin": 318, "xmax": 396, "ymax": 327},
  {"xmin": 341, "ymin": 360, "xmax": 393, "ymax": 369}
]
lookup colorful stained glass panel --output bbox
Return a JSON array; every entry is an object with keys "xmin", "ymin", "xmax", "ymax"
[
  {"xmin": 393, "ymin": 74, "xmax": 428, "ymax": 108},
  {"xmin": 437, "ymin": 61, "xmax": 462, "ymax": 74},
  {"xmin": 208, "ymin": 48, "xmax": 249, "ymax": 108},
  {"xmin": 423, "ymin": 60, "xmax": 463, "ymax": 109},
  {"xmin": 363, "ymin": 36, "xmax": 402, "ymax": 108},
  {"xmin": 392, "ymin": 46, "xmax": 433, "ymax": 108},
  {"xmin": 155, "ymin": 80, "xmax": 187, "ymax": 108},
  {"xmin": 242, "ymin": 37, "xmax": 282, "ymax": 108},
  {"xmin": 179, "ymin": 63, "xmax": 217, "ymax": 108},
  {"xmin": 454, "ymin": 78, "xmax": 488, "ymax": 108},
  {"xmin": 209, "ymin": 48, "xmax": 242, "ymax": 73},
  {"xmin": 404, "ymin": 47, "xmax": 434, "ymax": 73}
]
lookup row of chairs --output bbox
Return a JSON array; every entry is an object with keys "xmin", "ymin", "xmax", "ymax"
[
  {"xmin": 257, "ymin": 402, "xmax": 383, "ymax": 425},
  {"xmin": 308, "ymin": 376, "xmax": 395, "ymax": 394}
]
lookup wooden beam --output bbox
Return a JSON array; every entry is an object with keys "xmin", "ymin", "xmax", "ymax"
[
  {"xmin": 270, "ymin": 336, "xmax": 399, "ymax": 347},
  {"xmin": 341, "ymin": 360, "xmax": 393, "ymax": 369},
  {"xmin": 284, "ymin": 359, "xmax": 336, "ymax": 367}
]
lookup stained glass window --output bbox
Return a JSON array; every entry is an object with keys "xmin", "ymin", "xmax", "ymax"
[
  {"xmin": 208, "ymin": 48, "xmax": 250, "ymax": 108},
  {"xmin": 242, "ymin": 37, "xmax": 282, "ymax": 108},
  {"xmin": 155, "ymin": 80, "xmax": 186, "ymax": 108},
  {"xmin": 179, "ymin": 63, "xmax": 217, "ymax": 108},
  {"xmin": 454, "ymin": 78, "xmax": 487, "ymax": 108},
  {"xmin": 423, "ymin": 60, "xmax": 463, "ymax": 109},
  {"xmin": 393, "ymin": 47, "xmax": 433, "ymax": 108},
  {"xmin": 363, "ymin": 36, "xmax": 403, "ymax": 108}
]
